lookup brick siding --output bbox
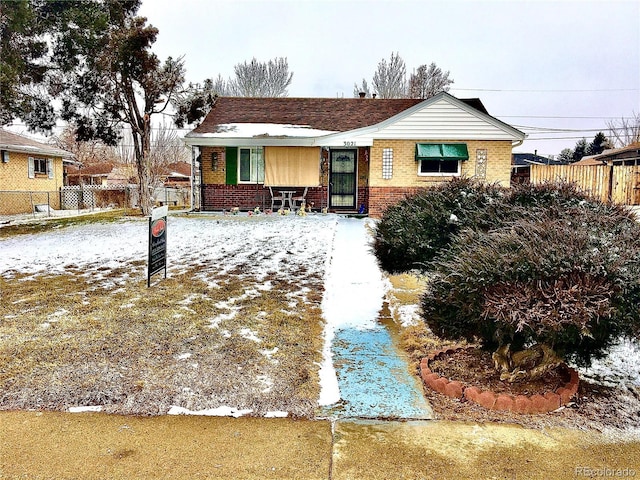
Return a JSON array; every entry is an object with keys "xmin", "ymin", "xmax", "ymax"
[
  {"xmin": 369, "ymin": 139, "xmax": 513, "ymax": 188},
  {"xmin": 201, "ymin": 184, "xmax": 328, "ymax": 212},
  {"xmin": 0, "ymin": 151, "xmax": 65, "ymax": 192},
  {"xmin": 197, "ymin": 140, "xmax": 514, "ymax": 216}
]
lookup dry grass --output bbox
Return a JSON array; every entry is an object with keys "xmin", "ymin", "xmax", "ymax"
[
  {"xmin": 0, "ymin": 209, "xmax": 134, "ymax": 239},
  {"xmin": 0, "ymin": 219, "xmax": 325, "ymax": 417}
]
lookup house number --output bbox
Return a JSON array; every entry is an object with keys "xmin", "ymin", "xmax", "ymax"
[{"xmin": 343, "ymin": 141, "xmax": 356, "ymax": 147}]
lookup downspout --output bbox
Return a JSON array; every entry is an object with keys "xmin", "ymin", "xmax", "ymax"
[{"xmin": 190, "ymin": 146, "xmax": 200, "ymax": 212}]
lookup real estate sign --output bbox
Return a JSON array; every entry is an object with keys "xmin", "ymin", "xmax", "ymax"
[{"xmin": 148, "ymin": 205, "xmax": 168, "ymax": 287}]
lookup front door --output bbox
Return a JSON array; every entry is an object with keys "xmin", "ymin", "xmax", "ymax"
[{"xmin": 329, "ymin": 149, "xmax": 357, "ymax": 209}]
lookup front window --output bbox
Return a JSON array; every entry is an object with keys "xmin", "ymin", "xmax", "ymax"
[
  {"xmin": 34, "ymin": 158, "xmax": 48, "ymax": 174},
  {"xmin": 418, "ymin": 159, "xmax": 460, "ymax": 176},
  {"xmin": 238, "ymin": 147, "xmax": 264, "ymax": 183}
]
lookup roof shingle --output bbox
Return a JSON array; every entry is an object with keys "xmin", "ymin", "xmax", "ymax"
[{"xmin": 191, "ymin": 97, "xmax": 427, "ymax": 135}]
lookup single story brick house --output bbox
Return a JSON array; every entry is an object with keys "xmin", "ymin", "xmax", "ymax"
[
  {"xmin": 0, "ymin": 129, "xmax": 75, "ymax": 215},
  {"xmin": 183, "ymin": 92, "xmax": 526, "ymax": 217}
]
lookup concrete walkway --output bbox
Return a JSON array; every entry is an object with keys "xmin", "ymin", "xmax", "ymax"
[
  {"xmin": 3, "ymin": 411, "xmax": 639, "ymax": 479},
  {"xmin": 319, "ymin": 217, "xmax": 432, "ymax": 419}
]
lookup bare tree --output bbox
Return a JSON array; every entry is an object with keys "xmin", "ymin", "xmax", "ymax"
[
  {"xmin": 175, "ymin": 57, "xmax": 294, "ymax": 128},
  {"xmin": 53, "ymin": 125, "xmax": 119, "ymax": 165},
  {"xmin": 210, "ymin": 74, "xmax": 231, "ymax": 96},
  {"xmin": 353, "ymin": 78, "xmax": 372, "ymax": 98},
  {"xmin": 117, "ymin": 122, "xmax": 189, "ymax": 191},
  {"xmin": 372, "ymin": 52, "xmax": 407, "ymax": 99},
  {"xmin": 229, "ymin": 57, "xmax": 293, "ymax": 97},
  {"xmin": 408, "ymin": 63, "xmax": 454, "ymax": 99},
  {"xmin": 607, "ymin": 112, "xmax": 640, "ymax": 147}
]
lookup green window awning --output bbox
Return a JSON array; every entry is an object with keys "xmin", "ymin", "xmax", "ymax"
[{"xmin": 415, "ymin": 143, "xmax": 469, "ymax": 161}]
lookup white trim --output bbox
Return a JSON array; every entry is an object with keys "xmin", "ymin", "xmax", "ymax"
[
  {"xmin": 0, "ymin": 144, "xmax": 74, "ymax": 159},
  {"xmin": 417, "ymin": 159, "xmax": 462, "ymax": 177},
  {"xmin": 237, "ymin": 146, "xmax": 265, "ymax": 184}
]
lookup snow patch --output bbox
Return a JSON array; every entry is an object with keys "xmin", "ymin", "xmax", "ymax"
[
  {"xmin": 69, "ymin": 406, "xmax": 103, "ymax": 413},
  {"xmin": 239, "ymin": 328, "xmax": 261, "ymax": 343},
  {"xmin": 167, "ymin": 405, "xmax": 253, "ymax": 417}
]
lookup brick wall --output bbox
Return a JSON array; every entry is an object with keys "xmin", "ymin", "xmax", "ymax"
[
  {"xmin": 197, "ymin": 140, "xmax": 513, "ymax": 216},
  {"xmin": 369, "ymin": 139, "xmax": 513, "ymax": 188},
  {"xmin": 0, "ymin": 151, "xmax": 65, "ymax": 192},
  {"xmin": 201, "ymin": 184, "xmax": 328, "ymax": 212},
  {"xmin": 199, "ymin": 146, "xmax": 227, "ymax": 185},
  {"xmin": 198, "ymin": 145, "xmax": 331, "ymax": 212},
  {"xmin": 365, "ymin": 139, "xmax": 514, "ymax": 217},
  {"xmin": 367, "ymin": 186, "xmax": 428, "ymax": 217}
]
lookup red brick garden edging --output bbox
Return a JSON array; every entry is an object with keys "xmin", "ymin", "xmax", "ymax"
[{"xmin": 420, "ymin": 347, "xmax": 579, "ymax": 414}]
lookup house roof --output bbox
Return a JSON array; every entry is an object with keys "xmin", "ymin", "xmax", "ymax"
[
  {"xmin": 190, "ymin": 97, "xmax": 425, "ymax": 135},
  {"xmin": 184, "ymin": 93, "xmax": 524, "ymax": 148},
  {"xmin": 66, "ymin": 162, "xmax": 116, "ymax": 177},
  {"xmin": 187, "ymin": 95, "xmax": 491, "ymax": 137},
  {"xmin": 591, "ymin": 142, "xmax": 640, "ymax": 162},
  {"xmin": 165, "ymin": 161, "xmax": 191, "ymax": 178},
  {"xmin": 0, "ymin": 129, "xmax": 75, "ymax": 160},
  {"xmin": 573, "ymin": 157, "xmax": 604, "ymax": 166},
  {"xmin": 512, "ymin": 153, "xmax": 567, "ymax": 166}
]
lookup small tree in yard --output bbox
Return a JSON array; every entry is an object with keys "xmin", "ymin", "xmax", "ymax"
[
  {"xmin": 420, "ymin": 187, "xmax": 640, "ymax": 382},
  {"xmin": 2, "ymin": 0, "xmax": 186, "ymax": 216}
]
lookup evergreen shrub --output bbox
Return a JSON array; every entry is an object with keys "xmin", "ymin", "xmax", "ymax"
[
  {"xmin": 420, "ymin": 192, "xmax": 640, "ymax": 366},
  {"xmin": 371, "ymin": 178, "xmax": 505, "ymax": 273}
]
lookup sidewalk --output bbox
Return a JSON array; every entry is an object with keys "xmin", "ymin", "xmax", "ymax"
[
  {"xmin": 319, "ymin": 217, "xmax": 432, "ymax": 419},
  {"xmin": 2, "ymin": 411, "xmax": 639, "ymax": 479}
]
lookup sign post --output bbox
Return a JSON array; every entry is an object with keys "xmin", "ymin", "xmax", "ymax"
[{"xmin": 148, "ymin": 205, "xmax": 168, "ymax": 287}]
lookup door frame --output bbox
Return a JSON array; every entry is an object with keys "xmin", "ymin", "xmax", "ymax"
[{"xmin": 328, "ymin": 148, "xmax": 358, "ymax": 209}]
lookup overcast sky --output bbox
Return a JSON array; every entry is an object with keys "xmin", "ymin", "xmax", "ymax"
[{"xmin": 142, "ymin": 0, "xmax": 638, "ymax": 157}]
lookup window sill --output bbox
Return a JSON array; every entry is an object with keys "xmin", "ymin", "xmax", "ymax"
[{"xmin": 417, "ymin": 173, "xmax": 461, "ymax": 177}]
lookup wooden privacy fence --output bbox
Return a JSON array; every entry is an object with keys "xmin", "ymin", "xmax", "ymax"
[{"xmin": 530, "ymin": 164, "xmax": 640, "ymax": 205}]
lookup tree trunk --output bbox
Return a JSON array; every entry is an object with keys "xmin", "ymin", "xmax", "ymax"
[
  {"xmin": 492, "ymin": 344, "xmax": 563, "ymax": 383},
  {"xmin": 136, "ymin": 155, "xmax": 152, "ymax": 216},
  {"xmin": 135, "ymin": 114, "xmax": 153, "ymax": 216}
]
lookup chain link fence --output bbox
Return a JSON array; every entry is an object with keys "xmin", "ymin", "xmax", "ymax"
[{"xmin": 0, "ymin": 185, "xmax": 191, "ymax": 221}]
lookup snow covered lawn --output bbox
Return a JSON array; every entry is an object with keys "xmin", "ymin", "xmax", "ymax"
[{"xmin": 0, "ymin": 213, "xmax": 337, "ymax": 416}]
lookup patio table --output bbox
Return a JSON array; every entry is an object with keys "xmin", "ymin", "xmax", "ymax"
[{"xmin": 278, "ymin": 190, "xmax": 296, "ymax": 209}]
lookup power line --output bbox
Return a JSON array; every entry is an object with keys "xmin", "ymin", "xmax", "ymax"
[
  {"xmin": 515, "ymin": 126, "xmax": 624, "ymax": 134},
  {"xmin": 522, "ymin": 136, "xmax": 611, "ymax": 141},
  {"xmin": 498, "ymin": 115, "xmax": 628, "ymax": 119},
  {"xmin": 452, "ymin": 87, "xmax": 639, "ymax": 93}
]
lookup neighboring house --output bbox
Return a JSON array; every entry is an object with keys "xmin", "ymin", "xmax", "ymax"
[
  {"xmin": 575, "ymin": 142, "xmax": 640, "ymax": 166},
  {"xmin": 65, "ymin": 162, "xmax": 137, "ymax": 186},
  {"xmin": 162, "ymin": 162, "xmax": 191, "ymax": 187},
  {"xmin": 183, "ymin": 92, "xmax": 526, "ymax": 217},
  {"xmin": 66, "ymin": 162, "xmax": 115, "ymax": 185},
  {"xmin": 0, "ymin": 129, "xmax": 75, "ymax": 214},
  {"xmin": 511, "ymin": 152, "xmax": 566, "ymax": 184}
]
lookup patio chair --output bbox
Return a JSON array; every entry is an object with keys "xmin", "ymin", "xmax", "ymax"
[
  {"xmin": 268, "ymin": 186, "xmax": 286, "ymax": 211},
  {"xmin": 291, "ymin": 187, "xmax": 308, "ymax": 211}
]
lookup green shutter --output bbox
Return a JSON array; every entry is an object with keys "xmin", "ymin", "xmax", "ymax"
[{"xmin": 225, "ymin": 147, "xmax": 238, "ymax": 185}]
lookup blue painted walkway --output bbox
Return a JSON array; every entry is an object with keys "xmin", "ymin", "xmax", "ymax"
[{"xmin": 320, "ymin": 217, "xmax": 432, "ymax": 419}]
